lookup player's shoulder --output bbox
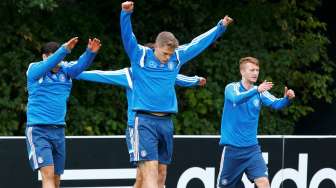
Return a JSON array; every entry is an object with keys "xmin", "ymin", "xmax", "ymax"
[
  {"xmin": 26, "ymin": 61, "xmax": 41, "ymax": 75},
  {"xmin": 225, "ymin": 82, "xmax": 240, "ymax": 89},
  {"xmin": 27, "ymin": 61, "xmax": 41, "ymax": 68}
]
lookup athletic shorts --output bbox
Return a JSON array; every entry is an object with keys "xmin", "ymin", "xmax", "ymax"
[
  {"xmin": 25, "ymin": 124, "xmax": 65, "ymax": 175},
  {"xmin": 131, "ymin": 113, "xmax": 173, "ymax": 164},
  {"xmin": 217, "ymin": 144, "xmax": 268, "ymax": 188}
]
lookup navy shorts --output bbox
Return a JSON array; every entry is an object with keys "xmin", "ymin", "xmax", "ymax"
[
  {"xmin": 25, "ymin": 125, "xmax": 65, "ymax": 175},
  {"xmin": 217, "ymin": 145, "xmax": 268, "ymax": 188},
  {"xmin": 132, "ymin": 113, "xmax": 173, "ymax": 164}
]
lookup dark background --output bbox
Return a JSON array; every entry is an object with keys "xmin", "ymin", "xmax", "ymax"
[{"xmin": 295, "ymin": 0, "xmax": 336, "ymax": 134}]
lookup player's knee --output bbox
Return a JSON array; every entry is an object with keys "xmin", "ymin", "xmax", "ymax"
[
  {"xmin": 40, "ymin": 167, "xmax": 55, "ymax": 180},
  {"xmin": 254, "ymin": 177, "xmax": 270, "ymax": 188},
  {"xmin": 140, "ymin": 163, "xmax": 158, "ymax": 179}
]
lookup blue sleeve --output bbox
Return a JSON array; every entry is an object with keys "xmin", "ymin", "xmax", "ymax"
[
  {"xmin": 75, "ymin": 68, "xmax": 132, "ymax": 89},
  {"xmin": 260, "ymin": 91, "xmax": 290, "ymax": 110},
  {"xmin": 225, "ymin": 83, "xmax": 258, "ymax": 104},
  {"xmin": 176, "ymin": 20, "xmax": 226, "ymax": 64},
  {"xmin": 175, "ymin": 74, "xmax": 200, "ymax": 87},
  {"xmin": 120, "ymin": 10, "xmax": 145, "ymax": 66},
  {"xmin": 26, "ymin": 46, "xmax": 70, "ymax": 81},
  {"xmin": 62, "ymin": 48, "xmax": 97, "ymax": 78}
]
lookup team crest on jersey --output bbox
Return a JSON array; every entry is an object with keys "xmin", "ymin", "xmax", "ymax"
[
  {"xmin": 168, "ymin": 62, "xmax": 174, "ymax": 70},
  {"xmin": 59, "ymin": 74, "xmax": 66, "ymax": 82},
  {"xmin": 148, "ymin": 61, "xmax": 157, "ymax": 68},
  {"xmin": 253, "ymin": 99, "xmax": 260, "ymax": 107}
]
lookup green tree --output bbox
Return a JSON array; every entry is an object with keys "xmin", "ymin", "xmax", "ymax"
[{"xmin": 0, "ymin": 0, "xmax": 334, "ymax": 136}]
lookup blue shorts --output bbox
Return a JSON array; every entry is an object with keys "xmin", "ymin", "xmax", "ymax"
[
  {"xmin": 132, "ymin": 113, "xmax": 173, "ymax": 164},
  {"xmin": 217, "ymin": 145, "xmax": 268, "ymax": 188},
  {"xmin": 25, "ymin": 125, "xmax": 66, "ymax": 175},
  {"xmin": 125, "ymin": 127, "xmax": 136, "ymax": 166}
]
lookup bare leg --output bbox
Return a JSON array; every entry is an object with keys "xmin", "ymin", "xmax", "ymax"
[
  {"xmin": 158, "ymin": 164, "xmax": 167, "ymax": 188},
  {"xmin": 40, "ymin": 165, "xmax": 56, "ymax": 188},
  {"xmin": 138, "ymin": 161, "xmax": 158, "ymax": 188},
  {"xmin": 134, "ymin": 167, "xmax": 142, "ymax": 188},
  {"xmin": 255, "ymin": 177, "xmax": 270, "ymax": 188}
]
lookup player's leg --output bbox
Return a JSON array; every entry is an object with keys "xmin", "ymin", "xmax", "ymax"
[
  {"xmin": 125, "ymin": 127, "xmax": 143, "ymax": 188},
  {"xmin": 40, "ymin": 166, "xmax": 56, "ymax": 188},
  {"xmin": 138, "ymin": 160, "xmax": 159, "ymax": 188},
  {"xmin": 157, "ymin": 116, "xmax": 173, "ymax": 188},
  {"xmin": 134, "ymin": 114, "xmax": 160, "ymax": 188},
  {"xmin": 134, "ymin": 167, "xmax": 143, "ymax": 188},
  {"xmin": 158, "ymin": 164, "xmax": 167, "ymax": 187},
  {"xmin": 245, "ymin": 145, "xmax": 270, "ymax": 188},
  {"xmin": 26, "ymin": 126, "xmax": 56, "ymax": 188},
  {"xmin": 54, "ymin": 175, "xmax": 61, "ymax": 188},
  {"xmin": 51, "ymin": 126, "xmax": 66, "ymax": 188},
  {"xmin": 216, "ymin": 145, "xmax": 246, "ymax": 188},
  {"xmin": 254, "ymin": 177, "xmax": 270, "ymax": 188}
]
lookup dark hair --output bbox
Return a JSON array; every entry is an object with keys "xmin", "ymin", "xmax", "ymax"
[
  {"xmin": 155, "ymin": 31, "xmax": 179, "ymax": 49},
  {"xmin": 41, "ymin": 41, "xmax": 60, "ymax": 55},
  {"xmin": 144, "ymin": 42, "xmax": 155, "ymax": 49}
]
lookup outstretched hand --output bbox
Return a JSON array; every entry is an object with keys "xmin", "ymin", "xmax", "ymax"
[
  {"xmin": 284, "ymin": 86, "xmax": 295, "ymax": 99},
  {"xmin": 87, "ymin": 38, "xmax": 102, "ymax": 53},
  {"xmin": 198, "ymin": 77, "xmax": 207, "ymax": 87},
  {"xmin": 122, "ymin": 1, "xmax": 134, "ymax": 12},
  {"xmin": 222, "ymin": 15, "xmax": 234, "ymax": 26},
  {"xmin": 64, "ymin": 37, "xmax": 79, "ymax": 51},
  {"xmin": 257, "ymin": 80, "xmax": 273, "ymax": 93}
]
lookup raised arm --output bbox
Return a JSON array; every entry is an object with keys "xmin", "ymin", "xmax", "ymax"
[
  {"xmin": 175, "ymin": 74, "xmax": 206, "ymax": 87},
  {"xmin": 63, "ymin": 38, "xmax": 101, "ymax": 78},
  {"xmin": 26, "ymin": 37, "xmax": 78, "ymax": 81},
  {"xmin": 75, "ymin": 68, "xmax": 132, "ymax": 89},
  {"xmin": 120, "ymin": 1, "xmax": 145, "ymax": 65},
  {"xmin": 176, "ymin": 16, "xmax": 233, "ymax": 65},
  {"xmin": 261, "ymin": 87, "xmax": 295, "ymax": 110},
  {"xmin": 225, "ymin": 83, "xmax": 259, "ymax": 104}
]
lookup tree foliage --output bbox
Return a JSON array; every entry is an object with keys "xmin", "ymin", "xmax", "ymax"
[{"xmin": 0, "ymin": 0, "xmax": 334, "ymax": 135}]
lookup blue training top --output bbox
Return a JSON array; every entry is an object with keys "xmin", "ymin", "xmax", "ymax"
[
  {"xmin": 26, "ymin": 45, "xmax": 97, "ymax": 126},
  {"xmin": 219, "ymin": 81, "xmax": 291, "ymax": 147},
  {"xmin": 76, "ymin": 68, "xmax": 201, "ymax": 127},
  {"xmin": 120, "ymin": 10, "xmax": 226, "ymax": 113}
]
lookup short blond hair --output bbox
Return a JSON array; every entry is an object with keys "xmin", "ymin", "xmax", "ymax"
[
  {"xmin": 155, "ymin": 31, "xmax": 179, "ymax": 49},
  {"xmin": 239, "ymin": 57, "xmax": 259, "ymax": 70}
]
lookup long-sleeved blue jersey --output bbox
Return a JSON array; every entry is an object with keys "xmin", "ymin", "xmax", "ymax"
[
  {"xmin": 26, "ymin": 46, "xmax": 97, "ymax": 126},
  {"xmin": 220, "ymin": 81, "xmax": 291, "ymax": 147},
  {"xmin": 120, "ymin": 10, "xmax": 226, "ymax": 113},
  {"xmin": 75, "ymin": 68, "xmax": 201, "ymax": 127}
]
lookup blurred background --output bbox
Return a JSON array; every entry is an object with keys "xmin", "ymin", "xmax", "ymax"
[{"xmin": 0, "ymin": 0, "xmax": 335, "ymax": 136}]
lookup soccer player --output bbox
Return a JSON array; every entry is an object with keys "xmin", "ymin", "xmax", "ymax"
[
  {"xmin": 75, "ymin": 68, "xmax": 206, "ymax": 188},
  {"xmin": 25, "ymin": 37, "xmax": 101, "ymax": 188},
  {"xmin": 120, "ymin": 1, "xmax": 233, "ymax": 187},
  {"xmin": 217, "ymin": 57, "xmax": 295, "ymax": 188}
]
